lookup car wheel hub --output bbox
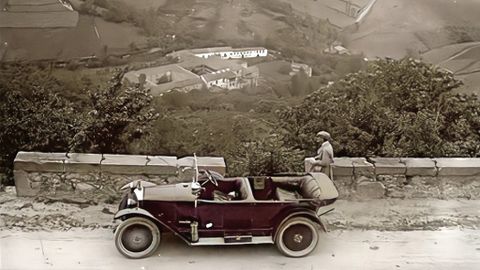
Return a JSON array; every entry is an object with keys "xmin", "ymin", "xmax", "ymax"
[
  {"xmin": 121, "ymin": 224, "xmax": 153, "ymax": 252},
  {"xmin": 283, "ymin": 224, "xmax": 313, "ymax": 251},
  {"xmin": 293, "ymin": 234, "xmax": 303, "ymax": 243}
]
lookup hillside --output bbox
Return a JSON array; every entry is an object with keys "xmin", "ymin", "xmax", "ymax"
[
  {"xmin": 0, "ymin": 0, "xmax": 351, "ymax": 62},
  {"xmin": 345, "ymin": 0, "xmax": 480, "ymax": 94}
]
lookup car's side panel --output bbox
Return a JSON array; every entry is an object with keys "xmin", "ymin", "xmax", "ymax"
[
  {"xmin": 139, "ymin": 197, "xmax": 319, "ymax": 242},
  {"xmin": 141, "ymin": 201, "xmax": 178, "ymax": 221},
  {"xmin": 249, "ymin": 202, "xmax": 291, "ymax": 229}
]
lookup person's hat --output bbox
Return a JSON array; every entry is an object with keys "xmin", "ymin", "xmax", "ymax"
[{"xmin": 316, "ymin": 131, "xmax": 331, "ymax": 140}]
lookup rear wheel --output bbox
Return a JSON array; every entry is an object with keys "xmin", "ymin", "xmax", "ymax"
[
  {"xmin": 114, "ymin": 217, "xmax": 160, "ymax": 259},
  {"xmin": 275, "ymin": 217, "xmax": 319, "ymax": 257}
]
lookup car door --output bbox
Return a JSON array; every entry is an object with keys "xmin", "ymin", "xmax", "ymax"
[
  {"xmin": 196, "ymin": 200, "xmax": 253, "ymax": 237},
  {"xmin": 221, "ymin": 201, "xmax": 253, "ymax": 231},
  {"xmin": 196, "ymin": 200, "xmax": 224, "ymax": 236}
]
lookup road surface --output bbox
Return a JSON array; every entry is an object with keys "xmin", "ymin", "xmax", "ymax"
[{"xmin": 1, "ymin": 229, "xmax": 479, "ymax": 270}]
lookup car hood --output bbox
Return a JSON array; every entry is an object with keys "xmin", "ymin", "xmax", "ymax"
[{"xmin": 143, "ymin": 182, "xmax": 198, "ymax": 202}]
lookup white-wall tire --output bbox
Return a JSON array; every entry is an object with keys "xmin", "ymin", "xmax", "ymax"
[
  {"xmin": 275, "ymin": 217, "xmax": 319, "ymax": 257},
  {"xmin": 114, "ymin": 217, "xmax": 160, "ymax": 259}
]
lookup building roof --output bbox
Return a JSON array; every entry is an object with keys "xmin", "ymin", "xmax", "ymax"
[
  {"xmin": 125, "ymin": 64, "xmax": 199, "ymax": 85},
  {"xmin": 125, "ymin": 63, "xmax": 206, "ymax": 95},
  {"xmin": 6, "ymin": 0, "xmax": 73, "ymax": 11},
  {"xmin": 202, "ymin": 71, "xmax": 237, "ymax": 82},
  {"xmin": 0, "ymin": 0, "xmax": 77, "ymax": 28},
  {"xmin": 189, "ymin": 47, "xmax": 233, "ymax": 55},
  {"xmin": 244, "ymin": 65, "xmax": 259, "ymax": 76},
  {"xmin": 8, "ymin": 0, "xmax": 61, "ymax": 5},
  {"xmin": 230, "ymin": 47, "xmax": 267, "ymax": 52},
  {"xmin": 7, "ymin": 5, "xmax": 67, "ymax": 12},
  {"xmin": 291, "ymin": 62, "xmax": 311, "ymax": 70},
  {"xmin": 177, "ymin": 55, "xmax": 244, "ymax": 72},
  {"xmin": 150, "ymin": 77, "xmax": 204, "ymax": 95}
]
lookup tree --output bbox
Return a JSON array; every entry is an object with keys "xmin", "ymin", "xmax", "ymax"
[
  {"xmin": 0, "ymin": 64, "xmax": 77, "ymax": 185},
  {"xmin": 70, "ymin": 70, "xmax": 160, "ymax": 154},
  {"xmin": 0, "ymin": 65, "xmax": 161, "ymax": 185},
  {"xmin": 279, "ymin": 58, "xmax": 480, "ymax": 158}
]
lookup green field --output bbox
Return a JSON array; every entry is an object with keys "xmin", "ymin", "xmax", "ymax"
[{"xmin": 0, "ymin": 15, "xmax": 146, "ymax": 61}]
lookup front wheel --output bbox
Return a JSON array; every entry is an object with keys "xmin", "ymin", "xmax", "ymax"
[
  {"xmin": 275, "ymin": 217, "xmax": 319, "ymax": 257},
  {"xmin": 114, "ymin": 217, "xmax": 160, "ymax": 259}
]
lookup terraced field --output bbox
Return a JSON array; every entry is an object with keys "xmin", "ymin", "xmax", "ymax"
[
  {"xmin": 0, "ymin": 15, "xmax": 145, "ymax": 61},
  {"xmin": 345, "ymin": 0, "xmax": 480, "ymax": 94},
  {"xmin": 347, "ymin": 0, "xmax": 480, "ymax": 58},
  {"xmin": 422, "ymin": 42, "xmax": 480, "ymax": 94}
]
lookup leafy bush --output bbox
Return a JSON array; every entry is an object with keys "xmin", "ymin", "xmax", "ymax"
[
  {"xmin": 227, "ymin": 134, "xmax": 304, "ymax": 176},
  {"xmin": 279, "ymin": 58, "xmax": 480, "ymax": 157},
  {"xmin": 0, "ymin": 65, "xmax": 160, "ymax": 185},
  {"xmin": 0, "ymin": 65, "xmax": 77, "ymax": 185},
  {"xmin": 70, "ymin": 70, "xmax": 160, "ymax": 153}
]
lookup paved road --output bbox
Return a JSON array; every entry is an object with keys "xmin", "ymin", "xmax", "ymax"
[{"xmin": 1, "ymin": 229, "xmax": 479, "ymax": 270}]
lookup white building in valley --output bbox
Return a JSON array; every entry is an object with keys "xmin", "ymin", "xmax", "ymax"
[
  {"xmin": 125, "ymin": 47, "xmax": 264, "ymax": 95},
  {"xmin": 189, "ymin": 47, "xmax": 268, "ymax": 60}
]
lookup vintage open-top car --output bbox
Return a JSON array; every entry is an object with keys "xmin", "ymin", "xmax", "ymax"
[{"xmin": 113, "ymin": 158, "xmax": 339, "ymax": 258}]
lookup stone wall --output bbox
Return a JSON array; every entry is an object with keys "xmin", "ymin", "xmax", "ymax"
[
  {"xmin": 306, "ymin": 157, "xmax": 480, "ymax": 199},
  {"xmin": 14, "ymin": 151, "xmax": 480, "ymax": 201},
  {"xmin": 14, "ymin": 152, "xmax": 226, "ymax": 202}
]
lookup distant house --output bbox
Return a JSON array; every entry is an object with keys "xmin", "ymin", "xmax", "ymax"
[
  {"xmin": 202, "ymin": 71, "xmax": 238, "ymax": 89},
  {"xmin": 323, "ymin": 44, "xmax": 351, "ymax": 55},
  {"xmin": 333, "ymin": 45, "xmax": 350, "ymax": 55},
  {"xmin": 290, "ymin": 62, "xmax": 312, "ymax": 77},
  {"xmin": 125, "ymin": 47, "xmax": 263, "ymax": 95},
  {"xmin": 124, "ymin": 65, "xmax": 204, "ymax": 95},
  {"xmin": 189, "ymin": 46, "xmax": 268, "ymax": 60}
]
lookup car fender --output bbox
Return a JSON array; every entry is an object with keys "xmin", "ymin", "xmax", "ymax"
[
  {"xmin": 114, "ymin": 208, "xmax": 159, "ymax": 221},
  {"xmin": 273, "ymin": 210, "xmax": 327, "ymax": 242},
  {"xmin": 113, "ymin": 208, "xmax": 192, "ymax": 245}
]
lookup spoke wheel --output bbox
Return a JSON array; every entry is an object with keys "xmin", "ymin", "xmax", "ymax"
[
  {"xmin": 275, "ymin": 217, "xmax": 319, "ymax": 257},
  {"xmin": 115, "ymin": 217, "xmax": 160, "ymax": 259}
]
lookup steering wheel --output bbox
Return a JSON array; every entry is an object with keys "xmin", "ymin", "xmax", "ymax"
[{"xmin": 200, "ymin": 170, "xmax": 218, "ymax": 187}]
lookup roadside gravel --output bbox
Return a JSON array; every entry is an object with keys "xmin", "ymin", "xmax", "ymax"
[{"xmin": 1, "ymin": 187, "xmax": 479, "ymax": 232}]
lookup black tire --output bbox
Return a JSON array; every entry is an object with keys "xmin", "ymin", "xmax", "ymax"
[
  {"xmin": 275, "ymin": 217, "xmax": 319, "ymax": 257},
  {"xmin": 114, "ymin": 217, "xmax": 160, "ymax": 259}
]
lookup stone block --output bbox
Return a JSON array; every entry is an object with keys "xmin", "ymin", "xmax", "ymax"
[
  {"xmin": 75, "ymin": 183, "xmax": 96, "ymax": 191},
  {"xmin": 178, "ymin": 156, "xmax": 226, "ymax": 176},
  {"xmin": 434, "ymin": 158, "xmax": 480, "ymax": 176},
  {"xmin": 331, "ymin": 157, "xmax": 354, "ymax": 176},
  {"xmin": 401, "ymin": 158, "xmax": 437, "ymax": 176},
  {"xmin": 370, "ymin": 157, "xmax": 406, "ymax": 175},
  {"xmin": 352, "ymin": 158, "xmax": 374, "ymax": 177},
  {"xmin": 355, "ymin": 175, "xmax": 374, "ymax": 184},
  {"xmin": 145, "ymin": 156, "xmax": 178, "ymax": 175},
  {"xmin": 333, "ymin": 176, "xmax": 355, "ymax": 185},
  {"xmin": 14, "ymin": 151, "xmax": 66, "ymax": 172},
  {"xmin": 101, "ymin": 154, "xmax": 147, "ymax": 175},
  {"xmin": 356, "ymin": 181, "xmax": 386, "ymax": 199},
  {"xmin": 64, "ymin": 153, "xmax": 102, "ymax": 173},
  {"xmin": 13, "ymin": 170, "xmax": 36, "ymax": 196}
]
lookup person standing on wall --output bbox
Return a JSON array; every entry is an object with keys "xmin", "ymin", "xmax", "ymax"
[{"xmin": 309, "ymin": 131, "xmax": 334, "ymax": 178}]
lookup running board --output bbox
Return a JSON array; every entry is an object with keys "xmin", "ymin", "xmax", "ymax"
[{"xmin": 190, "ymin": 236, "xmax": 273, "ymax": 246}]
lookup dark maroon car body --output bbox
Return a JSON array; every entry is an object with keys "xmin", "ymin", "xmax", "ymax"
[{"xmin": 113, "ymin": 172, "xmax": 339, "ymax": 258}]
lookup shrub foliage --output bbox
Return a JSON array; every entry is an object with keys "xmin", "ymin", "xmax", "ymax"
[
  {"xmin": 279, "ymin": 58, "xmax": 480, "ymax": 157},
  {"xmin": 0, "ymin": 66, "xmax": 158, "ymax": 185}
]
